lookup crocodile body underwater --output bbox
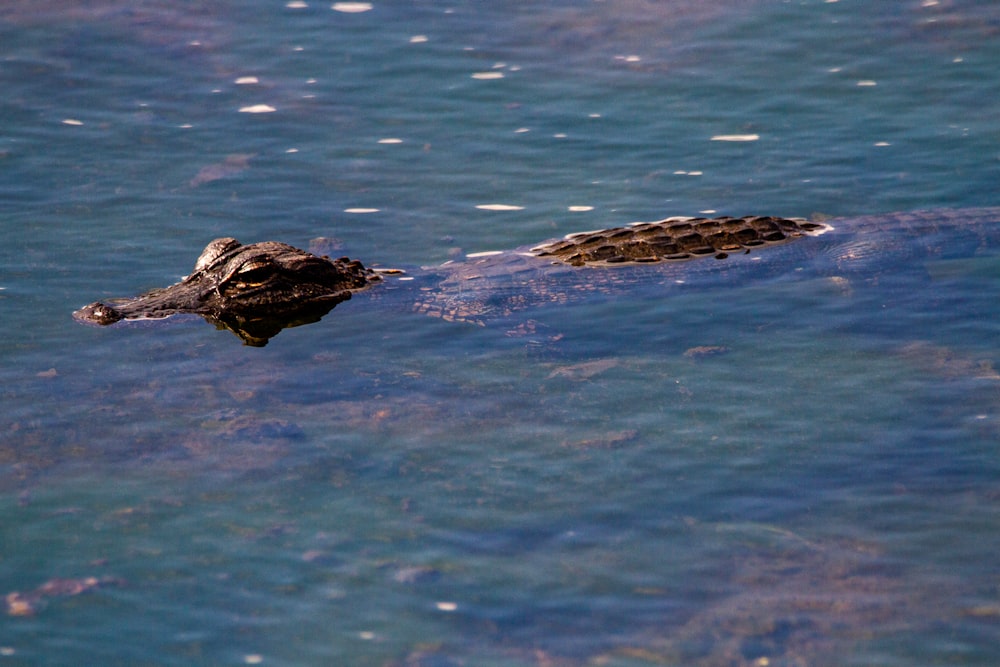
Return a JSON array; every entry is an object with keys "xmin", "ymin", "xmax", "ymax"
[{"xmin": 74, "ymin": 208, "xmax": 1000, "ymax": 345}]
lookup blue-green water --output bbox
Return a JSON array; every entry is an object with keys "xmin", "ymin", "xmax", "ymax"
[{"xmin": 3, "ymin": 1, "xmax": 1000, "ymax": 664}]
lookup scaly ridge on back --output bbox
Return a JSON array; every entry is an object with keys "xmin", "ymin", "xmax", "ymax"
[{"xmin": 530, "ymin": 215, "xmax": 831, "ymax": 266}]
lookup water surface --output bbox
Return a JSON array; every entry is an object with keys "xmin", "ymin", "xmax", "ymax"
[{"xmin": 2, "ymin": 1, "xmax": 1000, "ymax": 665}]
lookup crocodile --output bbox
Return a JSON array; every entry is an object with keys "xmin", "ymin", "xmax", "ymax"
[{"xmin": 73, "ymin": 208, "xmax": 1000, "ymax": 345}]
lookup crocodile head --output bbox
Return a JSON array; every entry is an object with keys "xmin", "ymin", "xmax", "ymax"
[{"xmin": 74, "ymin": 238, "xmax": 379, "ymax": 346}]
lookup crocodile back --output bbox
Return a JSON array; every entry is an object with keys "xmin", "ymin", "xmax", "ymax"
[
  {"xmin": 410, "ymin": 208, "xmax": 1000, "ymax": 326},
  {"xmin": 531, "ymin": 215, "xmax": 830, "ymax": 265}
]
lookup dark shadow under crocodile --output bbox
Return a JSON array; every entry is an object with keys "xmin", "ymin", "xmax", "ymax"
[{"xmin": 74, "ymin": 209, "xmax": 1000, "ymax": 345}]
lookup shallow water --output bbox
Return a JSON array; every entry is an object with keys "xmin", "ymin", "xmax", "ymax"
[{"xmin": 2, "ymin": 1, "xmax": 1000, "ymax": 665}]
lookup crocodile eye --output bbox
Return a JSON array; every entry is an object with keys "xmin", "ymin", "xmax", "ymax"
[{"xmin": 233, "ymin": 257, "xmax": 276, "ymax": 285}]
